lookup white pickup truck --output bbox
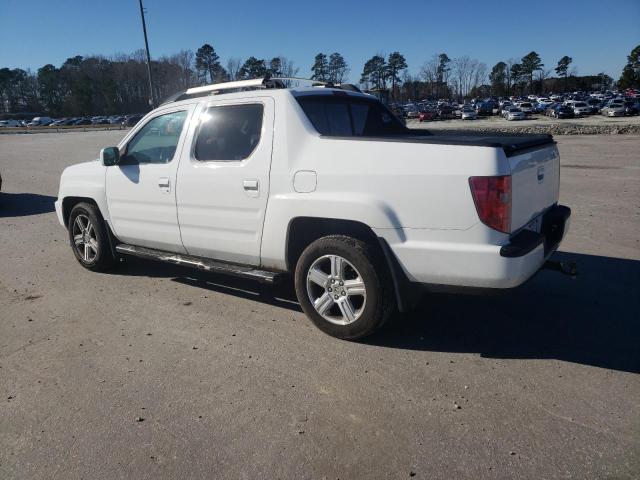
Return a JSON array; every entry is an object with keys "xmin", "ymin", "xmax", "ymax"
[{"xmin": 55, "ymin": 78, "xmax": 571, "ymax": 339}]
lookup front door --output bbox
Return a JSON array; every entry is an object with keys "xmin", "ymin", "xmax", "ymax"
[
  {"xmin": 176, "ymin": 97, "xmax": 274, "ymax": 266},
  {"xmin": 106, "ymin": 106, "xmax": 193, "ymax": 252}
]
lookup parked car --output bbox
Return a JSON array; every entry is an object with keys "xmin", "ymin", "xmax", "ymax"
[
  {"xmin": 571, "ymin": 102, "xmax": 591, "ymax": 116},
  {"xmin": 586, "ymin": 98, "xmax": 602, "ymax": 114},
  {"xmin": 418, "ymin": 110, "xmax": 435, "ymax": 122},
  {"xmin": 474, "ymin": 102, "xmax": 493, "ymax": 115},
  {"xmin": 504, "ymin": 107, "xmax": 526, "ymax": 120},
  {"xmin": 547, "ymin": 104, "xmax": 575, "ymax": 119},
  {"xmin": 0, "ymin": 119, "xmax": 20, "ymax": 127},
  {"xmin": 624, "ymin": 101, "xmax": 640, "ymax": 116},
  {"xmin": 54, "ymin": 78, "xmax": 571, "ymax": 340},
  {"xmin": 405, "ymin": 109, "xmax": 419, "ymax": 119},
  {"xmin": 122, "ymin": 114, "xmax": 143, "ymax": 127},
  {"xmin": 436, "ymin": 104, "xmax": 454, "ymax": 118},
  {"xmin": 73, "ymin": 117, "xmax": 92, "ymax": 125},
  {"xmin": 516, "ymin": 102, "xmax": 534, "ymax": 114},
  {"xmin": 27, "ymin": 116, "xmax": 53, "ymax": 127},
  {"xmin": 601, "ymin": 101, "xmax": 625, "ymax": 117},
  {"xmin": 461, "ymin": 107, "xmax": 477, "ymax": 120}
]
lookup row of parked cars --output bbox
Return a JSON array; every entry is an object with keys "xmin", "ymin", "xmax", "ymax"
[
  {"xmin": 396, "ymin": 90, "xmax": 640, "ymax": 122},
  {"xmin": 0, "ymin": 114, "xmax": 144, "ymax": 128}
]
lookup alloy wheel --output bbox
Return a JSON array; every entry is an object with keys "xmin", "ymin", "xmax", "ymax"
[
  {"xmin": 306, "ymin": 254, "xmax": 367, "ymax": 325},
  {"xmin": 72, "ymin": 214, "xmax": 98, "ymax": 262}
]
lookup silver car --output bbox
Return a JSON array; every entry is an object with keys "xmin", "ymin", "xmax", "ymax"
[
  {"xmin": 504, "ymin": 107, "xmax": 526, "ymax": 121},
  {"xmin": 601, "ymin": 101, "xmax": 625, "ymax": 117}
]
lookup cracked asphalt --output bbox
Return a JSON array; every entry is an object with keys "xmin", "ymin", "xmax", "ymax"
[{"xmin": 1, "ymin": 131, "xmax": 639, "ymax": 479}]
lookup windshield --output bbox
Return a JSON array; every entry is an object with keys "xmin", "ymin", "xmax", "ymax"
[{"xmin": 295, "ymin": 94, "xmax": 407, "ymax": 137}]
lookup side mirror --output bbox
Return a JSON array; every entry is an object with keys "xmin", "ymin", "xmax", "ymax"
[{"xmin": 100, "ymin": 146, "xmax": 120, "ymax": 166}]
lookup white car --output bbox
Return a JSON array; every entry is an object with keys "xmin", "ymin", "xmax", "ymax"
[
  {"xmin": 0, "ymin": 119, "xmax": 20, "ymax": 127},
  {"xmin": 460, "ymin": 107, "xmax": 477, "ymax": 120},
  {"xmin": 601, "ymin": 101, "xmax": 625, "ymax": 117},
  {"xmin": 27, "ymin": 116, "xmax": 53, "ymax": 127},
  {"xmin": 516, "ymin": 102, "xmax": 534, "ymax": 114},
  {"xmin": 54, "ymin": 78, "xmax": 570, "ymax": 340}
]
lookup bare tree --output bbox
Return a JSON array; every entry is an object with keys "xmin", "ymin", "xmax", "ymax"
[
  {"xmin": 277, "ymin": 56, "xmax": 299, "ymax": 78},
  {"xmin": 420, "ymin": 54, "xmax": 439, "ymax": 97},
  {"xmin": 226, "ymin": 58, "xmax": 242, "ymax": 81},
  {"xmin": 505, "ymin": 58, "xmax": 518, "ymax": 95},
  {"xmin": 452, "ymin": 56, "xmax": 471, "ymax": 98}
]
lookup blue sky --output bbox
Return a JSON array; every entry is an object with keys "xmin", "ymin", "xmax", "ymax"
[{"xmin": 1, "ymin": 0, "xmax": 638, "ymax": 82}]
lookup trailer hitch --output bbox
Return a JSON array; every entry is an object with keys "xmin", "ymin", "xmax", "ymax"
[{"xmin": 543, "ymin": 259, "xmax": 578, "ymax": 278}]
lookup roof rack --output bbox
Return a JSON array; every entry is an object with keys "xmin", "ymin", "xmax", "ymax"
[{"xmin": 161, "ymin": 77, "xmax": 362, "ymax": 105}]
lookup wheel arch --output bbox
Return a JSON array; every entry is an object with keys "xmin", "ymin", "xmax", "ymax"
[
  {"xmin": 61, "ymin": 196, "xmax": 101, "ymax": 227},
  {"xmin": 62, "ymin": 196, "xmax": 119, "ymax": 257},
  {"xmin": 285, "ymin": 217, "xmax": 379, "ymax": 273}
]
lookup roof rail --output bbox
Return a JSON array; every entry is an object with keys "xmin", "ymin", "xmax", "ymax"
[{"xmin": 160, "ymin": 77, "xmax": 363, "ymax": 105}]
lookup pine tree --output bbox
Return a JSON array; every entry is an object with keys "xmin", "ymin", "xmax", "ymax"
[
  {"xmin": 555, "ymin": 56, "xmax": 572, "ymax": 92},
  {"xmin": 521, "ymin": 51, "xmax": 543, "ymax": 93},
  {"xmin": 387, "ymin": 52, "xmax": 407, "ymax": 99},
  {"xmin": 310, "ymin": 53, "xmax": 329, "ymax": 81},
  {"xmin": 238, "ymin": 57, "xmax": 267, "ymax": 79},
  {"xmin": 195, "ymin": 44, "xmax": 221, "ymax": 84},
  {"xmin": 327, "ymin": 53, "xmax": 349, "ymax": 83}
]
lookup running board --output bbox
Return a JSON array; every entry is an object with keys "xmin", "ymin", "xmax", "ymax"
[{"xmin": 115, "ymin": 244, "xmax": 282, "ymax": 284}]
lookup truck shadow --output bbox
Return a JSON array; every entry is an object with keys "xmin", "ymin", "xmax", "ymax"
[
  {"xmin": 366, "ymin": 251, "xmax": 640, "ymax": 374},
  {"xmin": 0, "ymin": 192, "xmax": 56, "ymax": 217},
  {"xmin": 115, "ymin": 251, "xmax": 639, "ymax": 374}
]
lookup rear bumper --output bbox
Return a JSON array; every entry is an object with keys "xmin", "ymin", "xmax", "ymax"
[
  {"xmin": 377, "ymin": 205, "xmax": 571, "ymax": 290},
  {"xmin": 500, "ymin": 205, "xmax": 571, "ymax": 258}
]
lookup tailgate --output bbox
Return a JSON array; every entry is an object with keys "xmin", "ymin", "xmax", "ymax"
[{"xmin": 509, "ymin": 143, "xmax": 560, "ymax": 231}]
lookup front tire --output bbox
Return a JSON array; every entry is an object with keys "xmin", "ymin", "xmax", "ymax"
[
  {"xmin": 68, "ymin": 202, "xmax": 116, "ymax": 272},
  {"xmin": 294, "ymin": 235, "xmax": 394, "ymax": 340}
]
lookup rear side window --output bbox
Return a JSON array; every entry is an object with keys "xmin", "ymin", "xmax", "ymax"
[
  {"xmin": 296, "ymin": 96, "xmax": 407, "ymax": 137},
  {"xmin": 194, "ymin": 104, "xmax": 263, "ymax": 161}
]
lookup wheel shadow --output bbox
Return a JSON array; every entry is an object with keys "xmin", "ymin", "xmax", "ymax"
[
  {"xmin": 0, "ymin": 192, "xmax": 57, "ymax": 217},
  {"xmin": 112, "ymin": 251, "xmax": 639, "ymax": 373}
]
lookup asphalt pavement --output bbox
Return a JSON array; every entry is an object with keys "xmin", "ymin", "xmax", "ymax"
[{"xmin": 1, "ymin": 131, "xmax": 639, "ymax": 479}]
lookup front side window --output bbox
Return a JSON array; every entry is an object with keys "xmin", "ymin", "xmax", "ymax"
[
  {"xmin": 194, "ymin": 104, "xmax": 264, "ymax": 161},
  {"xmin": 123, "ymin": 110, "xmax": 187, "ymax": 164}
]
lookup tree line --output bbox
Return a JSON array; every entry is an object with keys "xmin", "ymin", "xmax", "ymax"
[{"xmin": 1, "ymin": 43, "xmax": 638, "ymax": 117}]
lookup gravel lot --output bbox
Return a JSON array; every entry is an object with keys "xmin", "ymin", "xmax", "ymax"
[
  {"xmin": 409, "ymin": 113, "xmax": 640, "ymax": 135},
  {"xmin": 1, "ymin": 131, "xmax": 639, "ymax": 479}
]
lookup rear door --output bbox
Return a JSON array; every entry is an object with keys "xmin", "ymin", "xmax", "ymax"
[
  {"xmin": 106, "ymin": 106, "xmax": 194, "ymax": 252},
  {"xmin": 176, "ymin": 97, "xmax": 274, "ymax": 266}
]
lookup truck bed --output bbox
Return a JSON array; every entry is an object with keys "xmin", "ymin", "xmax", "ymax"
[{"xmin": 322, "ymin": 130, "xmax": 555, "ymax": 156}]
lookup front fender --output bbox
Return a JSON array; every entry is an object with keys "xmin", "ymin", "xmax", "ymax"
[{"xmin": 56, "ymin": 161, "xmax": 110, "ymax": 227}]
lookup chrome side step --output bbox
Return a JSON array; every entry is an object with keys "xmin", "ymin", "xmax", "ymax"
[{"xmin": 115, "ymin": 244, "xmax": 282, "ymax": 284}]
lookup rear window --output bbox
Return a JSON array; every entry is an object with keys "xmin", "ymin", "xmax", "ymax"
[{"xmin": 295, "ymin": 95, "xmax": 407, "ymax": 137}]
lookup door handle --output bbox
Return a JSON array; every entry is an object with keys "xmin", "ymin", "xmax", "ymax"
[
  {"xmin": 158, "ymin": 177, "xmax": 171, "ymax": 193},
  {"xmin": 243, "ymin": 180, "xmax": 259, "ymax": 191}
]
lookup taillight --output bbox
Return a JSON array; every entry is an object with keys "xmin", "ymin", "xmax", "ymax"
[{"xmin": 469, "ymin": 175, "xmax": 512, "ymax": 233}]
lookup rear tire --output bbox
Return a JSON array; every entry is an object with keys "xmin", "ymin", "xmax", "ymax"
[
  {"xmin": 294, "ymin": 235, "xmax": 394, "ymax": 340},
  {"xmin": 68, "ymin": 202, "xmax": 116, "ymax": 272}
]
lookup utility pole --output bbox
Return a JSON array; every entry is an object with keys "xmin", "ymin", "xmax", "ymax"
[{"xmin": 138, "ymin": 0, "xmax": 155, "ymax": 109}]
